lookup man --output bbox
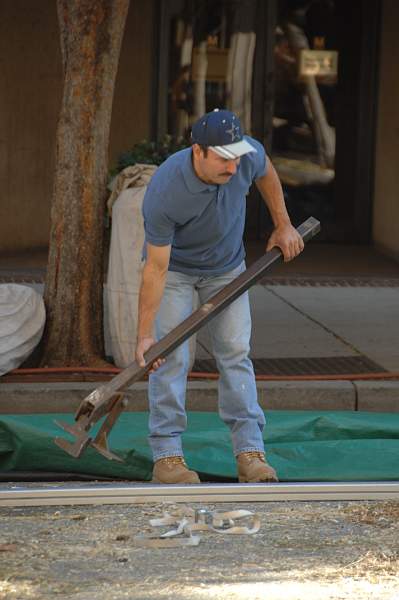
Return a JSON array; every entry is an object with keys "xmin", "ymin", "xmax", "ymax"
[{"xmin": 136, "ymin": 109, "xmax": 304, "ymax": 484}]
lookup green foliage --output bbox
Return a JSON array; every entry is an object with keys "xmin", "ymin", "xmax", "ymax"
[{"xmin": 111, "ymin": 135, "xmax": 189, "ymax": 177}]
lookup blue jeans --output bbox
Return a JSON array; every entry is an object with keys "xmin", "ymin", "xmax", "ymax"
[{"xmin": 148, "ymin": 261, "xmax": 266, "ymax": 460}]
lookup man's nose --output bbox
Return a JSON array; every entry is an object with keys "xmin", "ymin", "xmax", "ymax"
[{"xmin": 225, "ymin": 160, "xmax": 238, "ymax": 175}]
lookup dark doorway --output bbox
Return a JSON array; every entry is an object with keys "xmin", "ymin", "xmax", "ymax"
[{"xmin": 154, "ymin": 0, "xmax": 381, "ymax": 244}]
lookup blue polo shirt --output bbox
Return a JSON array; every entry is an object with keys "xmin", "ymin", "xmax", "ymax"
[{"xmin": 142, "ymin": 135, "xmax": 267, "ymax": 276}]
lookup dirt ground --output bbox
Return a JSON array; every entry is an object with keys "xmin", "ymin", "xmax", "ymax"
[{"xmin": 1, "ymin": 497, "xmax": 399, "ymax": 600}]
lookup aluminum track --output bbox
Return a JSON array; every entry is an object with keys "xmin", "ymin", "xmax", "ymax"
[{"xmin": 2, "ymin": 482, "xmax": 399, "ymax": 507}]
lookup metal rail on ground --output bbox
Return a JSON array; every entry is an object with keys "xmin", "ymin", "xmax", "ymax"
[{"xmin": 1, "ymin": 482, "xmax": 399, "ymax": 507}]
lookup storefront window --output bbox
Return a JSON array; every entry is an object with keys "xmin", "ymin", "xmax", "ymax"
[{"xmin": 162, "ymin": 1, "xmax": 379, "ymax": 243}]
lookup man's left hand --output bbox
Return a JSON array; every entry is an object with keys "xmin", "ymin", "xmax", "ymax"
[{"xmin": 266, "ymin": 223, "xmax": 304, "ymax": 262}]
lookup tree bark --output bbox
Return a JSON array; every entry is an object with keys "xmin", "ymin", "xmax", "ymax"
[{"xmin": 40, "ymin": 0, "xmax": 130, "ymax": 367}]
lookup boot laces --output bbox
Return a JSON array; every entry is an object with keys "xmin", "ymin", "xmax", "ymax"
[
  {"xmin": 157, "ymin": 456, "xmax": 187, "ymax": 467},
  {"xmin": 239, "ymin": 451, "xmax": 266, "ymax": 463}
]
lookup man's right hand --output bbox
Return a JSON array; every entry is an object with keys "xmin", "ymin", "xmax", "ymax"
[{"xmin": 135, "ymin": 336, "xmax": 166, "ymax": 372}]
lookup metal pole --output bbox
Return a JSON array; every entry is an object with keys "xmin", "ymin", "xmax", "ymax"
[{"xmin": 2, "ymin": 481, "xmax": 399, "ymax": 507}]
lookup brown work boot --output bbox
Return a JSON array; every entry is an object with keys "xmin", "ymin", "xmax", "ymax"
[
  {"xmin": 152, "ymin": 456, "xmax": 201, "ymax": 484},
  {"xmin": 237, "ymin": 451, "xmax": 278, "ymax": 483}
]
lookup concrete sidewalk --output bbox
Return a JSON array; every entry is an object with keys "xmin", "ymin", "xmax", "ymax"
[
  {"xmin": 1, "ymin": 278, "xmax": 399, "ymax": 414},
  {"xmin": 249, "ymin": 283, "xmax": 399, "ymax": 371}
]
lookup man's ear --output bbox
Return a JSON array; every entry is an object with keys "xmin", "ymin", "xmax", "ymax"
[
  {"xmin": 193, "ymin": 143, "xmax": 209, "ymax": 160},
  {"xmin": 192, "ymin": 143, "xmax": 201, "ymax": 158}
]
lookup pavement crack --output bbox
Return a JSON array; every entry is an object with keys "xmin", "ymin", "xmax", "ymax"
[{"xmin": 264, "ymin": 286, "xmax": 366, "ymax": 357}]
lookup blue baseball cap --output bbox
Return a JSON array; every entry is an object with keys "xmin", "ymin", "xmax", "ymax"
[{"xmin": 191, "ymin": 109, "xmax": 257, "ymax": 159}]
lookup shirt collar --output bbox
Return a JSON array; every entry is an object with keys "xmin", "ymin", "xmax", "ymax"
[{"xmin": 181, "ymin": 148, "xmax": 216, "ymax": 194}]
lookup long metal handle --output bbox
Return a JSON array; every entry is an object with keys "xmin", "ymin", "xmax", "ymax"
[{"xmin": 81, "ymin": 217, "xmax": 320, "ymax": 415}]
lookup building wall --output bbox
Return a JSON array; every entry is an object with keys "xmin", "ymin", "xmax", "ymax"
[
  {"xmin": 373, "ymin": 0, "xmax": 399, "ymax": 261},
  {"xmin": 109, "ymin": 0, "xmax": 154, "ymax": 166},
  {"xmin": 0, "ymin": 0, "xmax": 154, "ymax": 253},
  {"xmin": 0, "ymin": 1, "xmax": 62, "ymax": 253}
]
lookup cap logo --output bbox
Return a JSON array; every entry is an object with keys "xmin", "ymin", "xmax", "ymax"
[{"xmin": 225, "ymin": 123, "xmax": 241, "ymax": 142}]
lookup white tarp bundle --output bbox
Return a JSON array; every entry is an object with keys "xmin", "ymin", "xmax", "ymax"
[
  {"xmin": 0, "ymin": 284, "xmax": 45, "ymax": 375},
  {"xmin": 105, "ymin": 163, "xmax": 198, "ymax": 369},
  {"xmin": 105, "ymin": 164, "xmax": 157, "ymax": 368}
]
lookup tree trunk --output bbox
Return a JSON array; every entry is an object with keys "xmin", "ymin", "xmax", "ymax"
[{"xmin": 40, "ymin": 0, "xmax": 130, "ymax": 367}]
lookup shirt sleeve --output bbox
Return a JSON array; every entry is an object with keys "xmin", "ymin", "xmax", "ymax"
[
  {"xmin": 246, "ymin": 136, "xmax": 268, "ymax": 180},
  {"xmin": 142, "ymin": 189, "xmax": 175, "ymax": 246}
]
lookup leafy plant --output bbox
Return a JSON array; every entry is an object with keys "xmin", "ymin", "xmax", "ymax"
[{"xmin": 111, "ymin": 135, "xmax": 189, "ymax": 177}]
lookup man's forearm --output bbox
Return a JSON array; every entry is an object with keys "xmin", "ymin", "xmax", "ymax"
[
  {"xmin": 137, "ymin": 263, "xmax": 167, "ymax": 340},
  {"xmin": 255, "ymin": 156, "xmax": 304, "ymax": 261}
]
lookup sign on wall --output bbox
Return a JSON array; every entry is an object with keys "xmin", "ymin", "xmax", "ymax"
[{"xmin": 299, "ymin": 50, "xmax": 338, "ymax": 77}]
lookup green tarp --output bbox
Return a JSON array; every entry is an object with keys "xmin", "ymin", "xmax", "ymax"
[{"xmin": 1, "ymin": 411, "xmax": 399, "ymax": 481}]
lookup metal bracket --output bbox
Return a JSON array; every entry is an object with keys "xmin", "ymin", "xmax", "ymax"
[{"xmin": 55, "ymin": 393, "xmax": 127, "ymax": 462}]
